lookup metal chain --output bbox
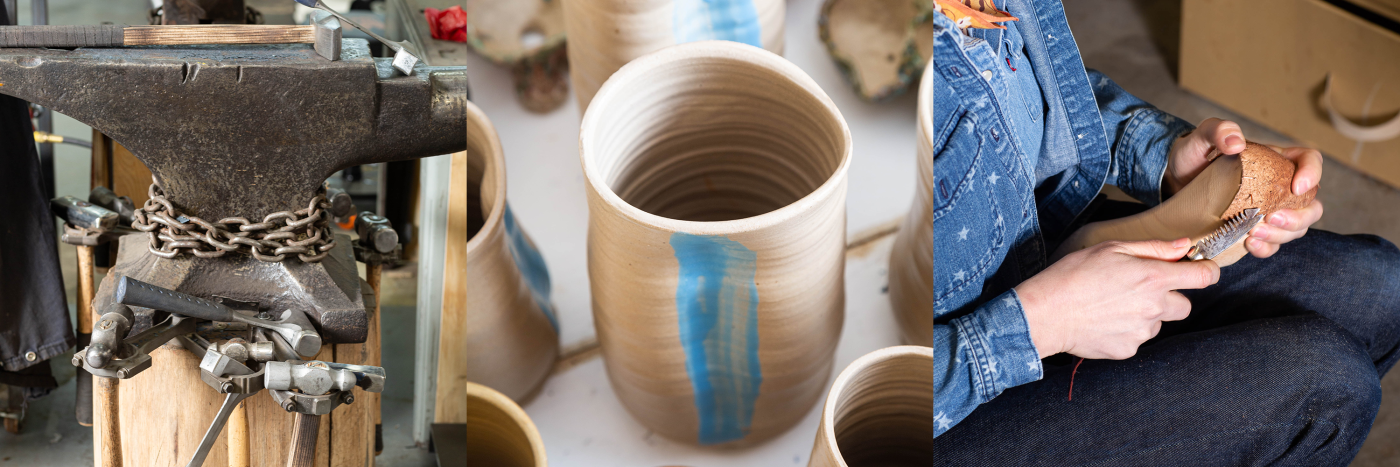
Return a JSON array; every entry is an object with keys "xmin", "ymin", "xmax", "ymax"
[{"xmin": 130, "ymin": 183, "xmax": 337, "ymax": 262}]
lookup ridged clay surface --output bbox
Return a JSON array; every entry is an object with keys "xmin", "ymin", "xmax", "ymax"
[{"xmin": 581, "ymin": 41, "xmax": 850, "ymax": 447}]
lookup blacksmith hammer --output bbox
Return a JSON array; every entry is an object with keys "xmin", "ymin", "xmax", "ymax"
[
  {"xmin": 352, "ymin": 211, "xmax": 398, "ymax": 454},
  {"xmin": 0, "ymin": 21, "xmax": 346, "ymax": 61},
  {"xmin": 49, "ymin": 195, "xmax": 118, "ymax": 427}
]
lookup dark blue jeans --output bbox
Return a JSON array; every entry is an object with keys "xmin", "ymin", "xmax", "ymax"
[{"xmin": 935, "ymin": 227, "xmax": 1400, "ymax": 466}]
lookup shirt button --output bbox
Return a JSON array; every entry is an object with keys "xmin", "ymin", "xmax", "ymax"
[
  {"xmin": 981, "ymin": 70, "xmax": 994, "ymax": 80},
  {"xmin": 25, "ymin": 351, "xmax": 37, "ymax": 361}
]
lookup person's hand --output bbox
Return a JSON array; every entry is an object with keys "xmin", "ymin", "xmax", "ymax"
[
  {"xmin": 1017, "ymin": 238, "xmax": 1221, "ymax": 360},
  {"xmin": 1245, "ymin": 145, "xmax": 1324, "ymax": 258},
  {"xmin": 1163, "ymin": 118, "xmax": 1247, "ymax": 198},
  {"xmin": 1163, "ymin": 118, "xmax": 1325, "ymax": 259}
]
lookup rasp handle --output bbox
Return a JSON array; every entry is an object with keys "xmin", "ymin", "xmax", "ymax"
[
  {"xmin": 114, "ymin": 276, "xmax": 234, "ymax": 323},
  {"xmin": 0, "ymin": 25, "xmax": 124, "ymax": 48}
]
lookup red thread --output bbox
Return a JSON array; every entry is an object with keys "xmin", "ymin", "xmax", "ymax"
[
  {"xmin": 1068, "ymin": 357, "xmax": 1085, "ymax": 401},
  {"xmin": 1006, "ymin": 57, "xmax": 1017, "ymax": 71}
]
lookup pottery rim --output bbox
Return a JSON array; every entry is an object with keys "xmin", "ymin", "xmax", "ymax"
[
  {"xmin": 579, "ymin": 40, "xmax": 853, "ymax": 236},
  {"xmin": 818, "ymin": 345, "xmax": 933, "ymax": 465},
  {"xmin": 466, "ymin": 100, "xmax": 506, "ymax": 254},
  {"xmin": 465, "ymin": 381, "xmax": 548, "ymax": 467}
]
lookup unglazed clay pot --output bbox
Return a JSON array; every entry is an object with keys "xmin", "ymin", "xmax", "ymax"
[
  {"xmin": 580, "ymin": 41, "xmax": 850, "ymax": 447},
  {"xmin": 562, "ymin": 0, "xmax": 785, "ymax": 111},
  {"xmin": 1054, "ymin": 142, "xmax": 1318, "ymax": 267},
  {"xmin": 819, "ymin": 0, "xmax": 932, "ymax": 101},
  {"xmin": 463, "ymin": 100, "xmax": 560, "ymax": 403},
  {"xmin": 808, "ymin": 346, "xmax": 933, "ymax": 467},
  {"xmin": 888, "ymin": 62, "xmax": 933, "ymax": 346},
  {"xmin": 466, "ymin": 382, "xmax": 548, "ymax": 467},
  {"xmin": 467, "ymin": 0, "xmax": 570, "ymax": 112}
]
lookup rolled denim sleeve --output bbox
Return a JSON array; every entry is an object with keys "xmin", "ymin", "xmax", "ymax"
[
  {"xmin": 935, "ymin": 290, "xmax": 1043, "ymax": 437},
  {"xmin": 1088, "ymin": 69, "xmax": 1196, "ymax": 206}
]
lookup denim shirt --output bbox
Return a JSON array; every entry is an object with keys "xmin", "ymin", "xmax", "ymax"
[{"xmin": 932, "ymin": 0, "xmax": 1195, "ymax": 437}]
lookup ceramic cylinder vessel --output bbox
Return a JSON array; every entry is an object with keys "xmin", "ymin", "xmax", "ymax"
[
  {"xmin": 888, "ymin": 63, "xmax": 934, "ymax": 346},
  {"xmin": 464, "ymin": 100, "xmax": 560, "ymax": 403},
  {"xmin": 562, "ymin": 0, "xmax": 786, "ymax": 111},
  {"xmin": 581, "ymin": 41, "xmax": 851, "ymax": 447},
  {"xmin": 466, "ymin": 382, "xmax": 549, "ymax": 467},
  {"xmin": 808, "ymin": 346, "xmax": 933, "ymax": 467}
]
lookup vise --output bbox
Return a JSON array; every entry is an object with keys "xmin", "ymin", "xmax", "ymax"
[{"xmin": 0, "ymin": 39, "xmax": 466, "ymax": 343}]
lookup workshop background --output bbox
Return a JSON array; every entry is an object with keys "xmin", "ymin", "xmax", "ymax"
[
  {"xmin": 0, "ymin": 0, "xmax": 1398, "ymax": 466},
  {"xmin": 0, "ymin": 1, "xmax": 448, "ymax": 466}
]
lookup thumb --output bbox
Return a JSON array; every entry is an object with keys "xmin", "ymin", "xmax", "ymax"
[
  {"xmin": 1110, "ymin": 238, "xmax": 1192, "ymax": 261},
  {"xmin": 1193, "ymin": 118, "xmax": 1246, "ymax": 156}
]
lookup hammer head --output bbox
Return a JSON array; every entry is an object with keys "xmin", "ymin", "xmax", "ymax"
[{"xmin": 51, "ymin": 195, "xmax": 117, "ymax": 231}]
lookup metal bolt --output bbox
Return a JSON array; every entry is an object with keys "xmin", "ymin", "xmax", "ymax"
[
  {"xmin": 71, "ymin": 355, "xmax": 82, "ymax": 367},
  {"xmin": 283, "ymin": 400, "xmax": 296, "ymax": 412},
  {"xmin": 24, "ymin": 351, "xmax": 37, "ymax": 361},
  {"xmin": 341, "ymin": 393, "xmax": 354, "ymax": 405},
  {"xmin": 116, "ymin": 369, "xmax": 128, "ymax": 379},
  {"xmin": 221, "ymin": 382, "xmax": 235, "ymax": 393}
]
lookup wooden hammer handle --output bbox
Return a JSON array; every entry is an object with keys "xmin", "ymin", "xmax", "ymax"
[
  {"xmin": 123, "ymin": 25, "xmax": 314, "ymax": 46},
  {"xmin": 286, "ymin": 413, "xmax": 320, "ymax": 467},
  {"xmin": 0, "ymin": 25, "xmax": 314, "ymax": 48}
]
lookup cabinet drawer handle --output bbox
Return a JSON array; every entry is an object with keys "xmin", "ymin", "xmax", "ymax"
[{"xmin": 1318, "ymin": 73, "xmax": 1400, "ymax": 143}]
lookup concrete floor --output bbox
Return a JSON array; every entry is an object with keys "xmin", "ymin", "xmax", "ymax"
[{"xmin": 1063, "ymin": 1, "xmax": 1400, "ymax": 465}]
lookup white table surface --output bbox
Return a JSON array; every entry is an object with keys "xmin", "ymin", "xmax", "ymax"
[{"xmin": 465, "ymin": 0, "xmax": 923, "ymax": 463}]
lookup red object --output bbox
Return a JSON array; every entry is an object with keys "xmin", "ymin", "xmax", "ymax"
[
  {"xmin": 426, "ymin": 5, "xmax": 467, "ymax": 43},
  {"xmin": 1068, "ymin": 357, "xmax": 1085, "ymax": 401}
]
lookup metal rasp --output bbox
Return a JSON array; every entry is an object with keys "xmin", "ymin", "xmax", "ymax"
[
  {"xmin": 294, "ymin": 0, "xmax": 421, "ymax": 74},
  {"xmin": 1184, "ymin": 208, "xmax": 1263, "ymax": 261}
]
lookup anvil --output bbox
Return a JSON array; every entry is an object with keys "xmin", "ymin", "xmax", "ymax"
[{"xmin": 0, "ymin": 39, "xmax": 467, "ymax": 342}]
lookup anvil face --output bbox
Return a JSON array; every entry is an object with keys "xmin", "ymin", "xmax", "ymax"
[{"xmin": 0, "ymin": 40, "xmax": 466, "ymax": 221}]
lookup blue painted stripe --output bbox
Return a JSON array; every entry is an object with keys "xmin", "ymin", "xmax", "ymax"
[
  {"xmin": 673, "ymin": 0, "xmax": 763, "ymax": 48},
  {"xmin": 671, "ymin": 232, "xmax": 762, "ymax": 445},
  {"xmin": 503, "ymin": 205, "xmax": 559, "ymax": 333}
]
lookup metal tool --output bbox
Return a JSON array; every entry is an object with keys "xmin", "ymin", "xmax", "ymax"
[
  {"xmin": 265, "ymin": 360, "xmax": 385, "ymax": 396},
  {"xmin": 50, "ymin": 195, "xmax": 117, "ymax": 231},
  {"xmin": 295, "ymin": 0, "xmax": 421, "ymax": 74},
  {"xmin": 74, "ymin": 312, "xmax": 199, "ymax": 379},
  {"xmin": 50, "ymin": 195, "xmax": 121, "ymax": 426},
  {"xmin": 352, "ymin": 213, "xmax": 396, "ymax": 454},
  {"xmin": 1184, "ymin": 208, "xmax": 1263, "ymax": 261},
  {"xmin": 114, "ymin": 276, "xmax": 323, "ymax": 357},
  {"xmin": 265, "ymin": 357, "xmax": 386, "ymax": 467},
  {"xmin": 88, "ymin": 186, "xmax": 135, "ymax": 226},
  {"xmin": 0, "ymin": 24, "xmax": 344, "ymax": 61},
  {"xmin": 355, "ymin": 211, "xmax": 399, "ymax": 256},
  {"xmin": 186, "ymin": 335, "xmax": 266, "ymax": 467}
]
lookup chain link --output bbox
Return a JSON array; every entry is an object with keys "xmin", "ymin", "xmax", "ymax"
[{"xmin": 131, "ymin": 183, "xmax": 337, "ymax": 262}]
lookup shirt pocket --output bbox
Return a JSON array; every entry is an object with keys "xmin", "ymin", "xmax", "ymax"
[{"xmin": 934, "ymin": 111, "xmax": 1008, "ymax": 313}]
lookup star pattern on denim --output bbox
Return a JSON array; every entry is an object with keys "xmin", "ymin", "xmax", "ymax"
[
  {"xmin": 987, "ymin": 172, "xmax": 1000, "ymax": 185},
  {"xmin": 958, "ymin": 226, "xmax": 970, "ymax": 240},
  {"xmin": 935, "ymin": 411, "xmax": 953, "ymax": 431},
  {"xmin": 986, "ymin": 358, "xmax": 998, "ymax": 375},
  {"xmin": 953, "ymin": 270, "xmax": 966, "ymax": 282},
  {"xmin": 1027, "ymin": 360, "xmax": 1039, "ymax": 372}
]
